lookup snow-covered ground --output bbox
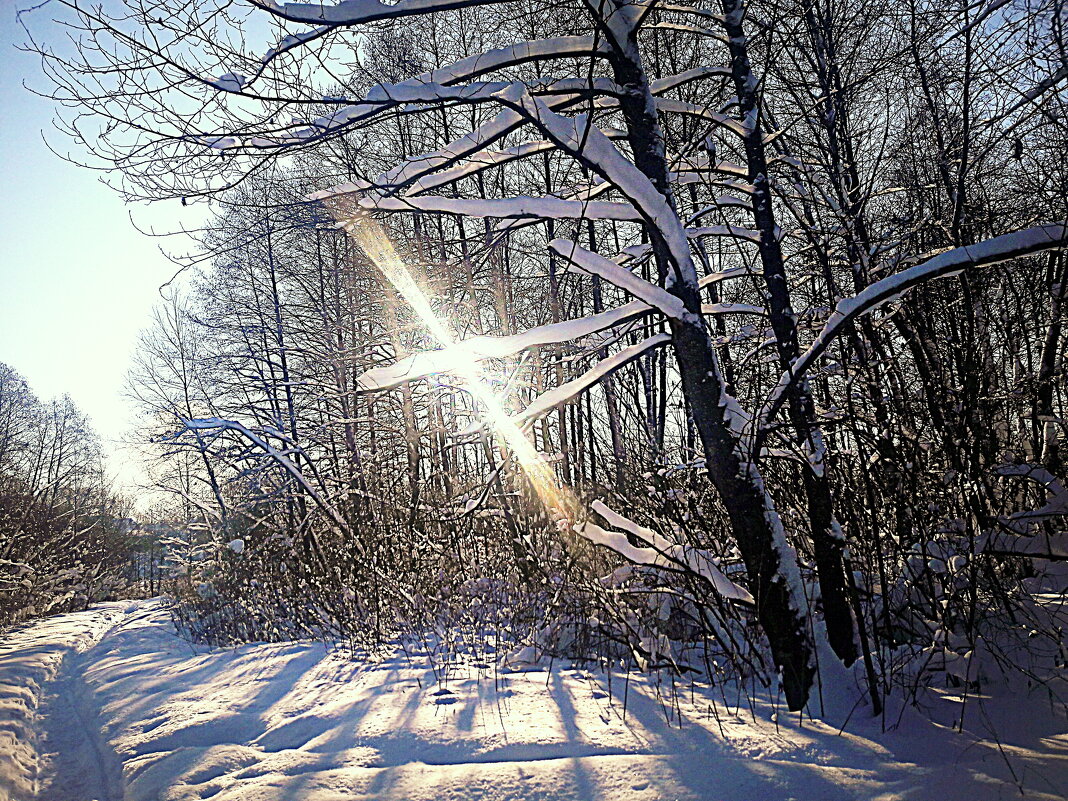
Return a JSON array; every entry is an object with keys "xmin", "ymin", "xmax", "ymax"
[{"xmin": 1, "ymin": 600, "xmax": 1066, "ymax": 801}]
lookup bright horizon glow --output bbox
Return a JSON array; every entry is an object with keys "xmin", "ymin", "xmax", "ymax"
[
  {"xmin": 0, "ymin": 10, "xmax": 207, "ymax": 508},
  {"xmin": 344, "ymin": 215, "xmax": 576, "ymax": 521}
]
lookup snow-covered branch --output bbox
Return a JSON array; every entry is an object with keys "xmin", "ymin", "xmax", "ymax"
[
  {"xmin": 511, "ymin": 334, "xmax": 671, "ymax": 428},
  {"xmin": 548, "ymin": 239, "xmax": 689, "ymax": 320},
  {"xmin": 761, "ymin": 224, "xmax": 1068, "ymax": 428},
  {"xmin": 176, "ymin": 418, "xmax": 349, "ymax": 535},
  {"xmin": 357, "ymin": 301, "xmax": 652, "ymax": 391},
  {"xmin": 253, "ymin": 0, "xmax": 514, "ymax": 25},
  {"xmin": 349, "ymin": 194, "xmax": 643, "ymax": 220},
  {"xmin": 575, "ymin": 500, "xmax": 754, "ymax": 604}
]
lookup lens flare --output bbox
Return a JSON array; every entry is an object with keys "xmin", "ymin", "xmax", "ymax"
[{"xmin": 342, "ymin": 214, "xmax": 575, "ymax": 521}]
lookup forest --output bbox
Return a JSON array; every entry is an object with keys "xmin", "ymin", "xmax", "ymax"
[
  {"xmin": 2, "ymin": 0, "xmax": 1067, "ymax": 797},
  {"xmin": 0, "ymin": 363, "xmax": 132, "ymax": 626}
]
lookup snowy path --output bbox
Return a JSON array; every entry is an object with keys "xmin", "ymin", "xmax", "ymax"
[
  {"xmin": 1, "ymin": 600, "xmax": 1066, "ymax": 800},
  {"xmin": 0, "ymin": 602, "xmax": 133, "ymax": 801},
  {"xmin": 34, "ymin": 642, "xmax": 125, "ymax": 801}
]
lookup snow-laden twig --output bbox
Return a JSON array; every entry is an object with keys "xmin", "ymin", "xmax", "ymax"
[
  {"xmin": 511, "ymin": 334, "xmax": 672, "ymax": 428},
  {"xmin": 349, "ymin": 193, "xmax": 642, "ymax": 220},
  {"xmin": 176, "ymin": 418, "xmax": 350, "ymax": 534},
  {"xmin": 169, "ymin": 419, "xmax": 413, "ymax": 601},
  {"xmin": 254, "ymin": 0, "xmax": 514, "ymax": 25},
  {"xmin": 357, "ymin": 301, "xmax": 652, "ymax": 391},
  {"xmin": 548, "ymin": 238, "xmax": 689, "ymax": 320},
  {"xmin": 574, "ymin": 499, "xmax": 754, "ymax": 604},
  {"xmin": 760, "ymin": 224, "xmax": 1068, "ymax": 430},
  {"xmin": 993, "ymin": 463, "xmax": 1068, "ymax": 521}
]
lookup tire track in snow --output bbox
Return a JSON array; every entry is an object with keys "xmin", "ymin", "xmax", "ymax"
[
  {"xmin": 0, "ymin": 603, "xmax": 134, "ymax": 801},
  {"xmin": 35, "ymin": 646, "xmax": 125, "ymax": 801}
]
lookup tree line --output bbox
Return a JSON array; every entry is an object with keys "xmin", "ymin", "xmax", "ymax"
[{"xmin": 0, "ymin": 363, "xmax": 132, "ymax": 628}]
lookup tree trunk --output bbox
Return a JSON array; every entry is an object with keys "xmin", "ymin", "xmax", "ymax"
[
  {"xmin": 605, "ymin": 5, "xmax": 814, "ymax": 709},
  {"xmin": 720, "ymin": 0, "xmax": 857, "ymax": 666}
]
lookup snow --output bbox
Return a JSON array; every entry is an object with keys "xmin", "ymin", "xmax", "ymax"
[
  {"xmin": 761, "ymin": 224, "xmax": 1068, "ymax": 429},
  {"xmin": 296, "ymin": 76, "xmax": 617, "ymax": 159},
  {"xmin": 0, "ymin": 603, "xmax": 130, "ymax": 801},
  {"xmin": 402, "ymin": 140, "xmax": 555, "ymax": 195},
  {"xmin": 210, "ymin": 73, "xmax": 247, "ymax": 92},
  {"xmin": 579, "ymin": 500, "xmax": 754, "ymax": 604},
  {"xmin": 260, "ymin": 27, "xmax": 329, "ymax": 64},
  {"xmin": 357, "ymin": 301, "xmax": 651, "ymax": 391},
  {"xmin": 407, "ymin": 36, "xmax": 607, "ymax": 88},
  {"xmin": 993, "ymin": 462, "xmax": 1068, "ymax": 520},
  {"xmin": 689, "ymin": 196, "xmax": 753, "ymax": 216},
  {"xmin": 654, "ymin": 99, "xmax": 748, "ymax": 137},
  {"xmin": 702, "ymin": 301, "xmax": 765, "ymax": 316},
  {"xmin": 177, "ymin": 418, "xmax": 349, "ymax": 537},
  {"xmin": 687, "ymin": 224, "xmax": 762, "ymax": 244},
  {"xmin": 981, "ymin": 530, "xmax": 1068, "ymax": 559},
  {"xmin": 3, "ymin": 601, "xmax": 1067, "ymax": 800},
  {"xmin": 261, "ymin": 0, "xmax": 514, "ymax": 25},
  {"xmin": 354, "ymin": 193, "xmax": 642, "ymax": 221},
  {"xmin": 648, "ymin": 65, "xmax": 731, "ymax": 93},
  {"xmin": 512, "ymin": 93, "xmax": 701, "ymax": 292},
  {"xmin": 548, "ymin": 239, "xmax": 689, "ymax": 320},
  {"xmin": 512, "ymin": 334, "xmax": 671, "ymax": 428}
]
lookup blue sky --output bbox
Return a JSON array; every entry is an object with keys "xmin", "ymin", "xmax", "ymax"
[{"xmin": 0, "ymin": 4, "xmax": 199, "ymax": 499}]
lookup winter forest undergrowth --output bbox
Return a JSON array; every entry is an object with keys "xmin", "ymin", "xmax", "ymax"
[{"xmin": 3, "ymin": 0, "xmax": 1068, "ymax": 797}]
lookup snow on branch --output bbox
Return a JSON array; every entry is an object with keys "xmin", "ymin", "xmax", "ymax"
[
  {"xmin": 512, "ymin": 92, "xmax": 700, "ymax": 290},
  {"xmin": 409, "ymin": 36, "xmax": 608, "ymax": 87},
  {"xmin": 511, "ymin": 334, "xmax": 671, "ymax": 428},
  {"xmin": 393, "ymin": 124, "xmax": 621, "ymax": 197},
  {"xmin": 368, "ymin": 99, "xmax": 621, "ymax": 195},
  {"xmin": 209, "ymin": 72, "xmax": 248, "ymax": 92},
  {"xmin": 300, "ymin": 65, "xmax": 733, "ymax": 195},
  {"xmin": 982, "ymin": 64, "xmax": 1068, "ymax": 129},
  {"xmin": 357, "ymin": 301, "xmax": 653, "ymax": 391},
  {"xmin": 654, "ymin": 99, "xmax": 748, "ymax": 137},
  {"xmin": 174, "ymin": 418, "xmax": 415, "ymax": 600},
  {"xmin": 259, "ymin": 27, "xmax": 332, "ymax": 66},
  {"xmin": 993, "ymin": 463, "xmax": 1068, "ymax": 522},
  {"xmin": 206, "ymin": 89, "xmax": 514, "ymax": 151},
  {"xmin": 575, "ymin": 500, "xmax": 754, "ymax": 604},
  {"xmin": 702, "ymin": 302, "xmax": 765, "ymax": 316},
  {"xmin": 352, "ymin": 194, "xmax": 643, "ymax": 220},
  {"xmin": 312, "ymin": 75, "xmax": 616, "ymax": 132},
  {"xmin": 400, "ymin": 140, "xmax": 556, "ymax": 195},
  {"xmin": 698, "ymin": 265, "xmax": 762, "ymax": 287},
  {"xmin": 177, "ymin": 418, "xmax": 350, "ymax": 535},
  {"xmin": 220, "ymin": 75, "xmax": 610, "ymax": 153},
  {"xmin": 979, "ymin": 531, "xmax": 1068, "ymax": 560},
  {"xmin": 254, "ymin": 0, "xmax": 514, "ymax": 25},
  {"xmin": 648, "ymin": 65, "xmax": 732, "ymax": 93},
  {"xmin": 619, "ymin": 233, "xmax": 761, "ymax": 266},
  {"xmin": 310, "ymin": 108, "xmax": 528, "ymax": 199},
  {"xmin": 761, "ymin": 224, "xmax": 1068, "ymax": 428},
  {"xmin": 687, "ymin": 225, "xmax": 761, "ymax": 244},
  {"xmin": 356, "ymin": 286, "xmax": 760, "ymax": 393},
  {"xmin": 549, "ymin": 238, "xmax": 689, "ymax": 320}
]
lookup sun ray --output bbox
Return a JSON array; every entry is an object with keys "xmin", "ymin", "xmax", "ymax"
[{"xmin": 342, "ymin": 214, "xmax": 575, "ymax": 521}]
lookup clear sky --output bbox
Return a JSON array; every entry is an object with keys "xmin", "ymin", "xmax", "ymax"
[{"xmin": 0, "ymin": 4, "xmax": 200, "ymax": 503}]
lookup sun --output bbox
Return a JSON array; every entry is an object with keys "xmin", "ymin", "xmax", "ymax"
[{"xmin": 341, "ymin": 213, "xmax": 577, "ymax": 524}]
